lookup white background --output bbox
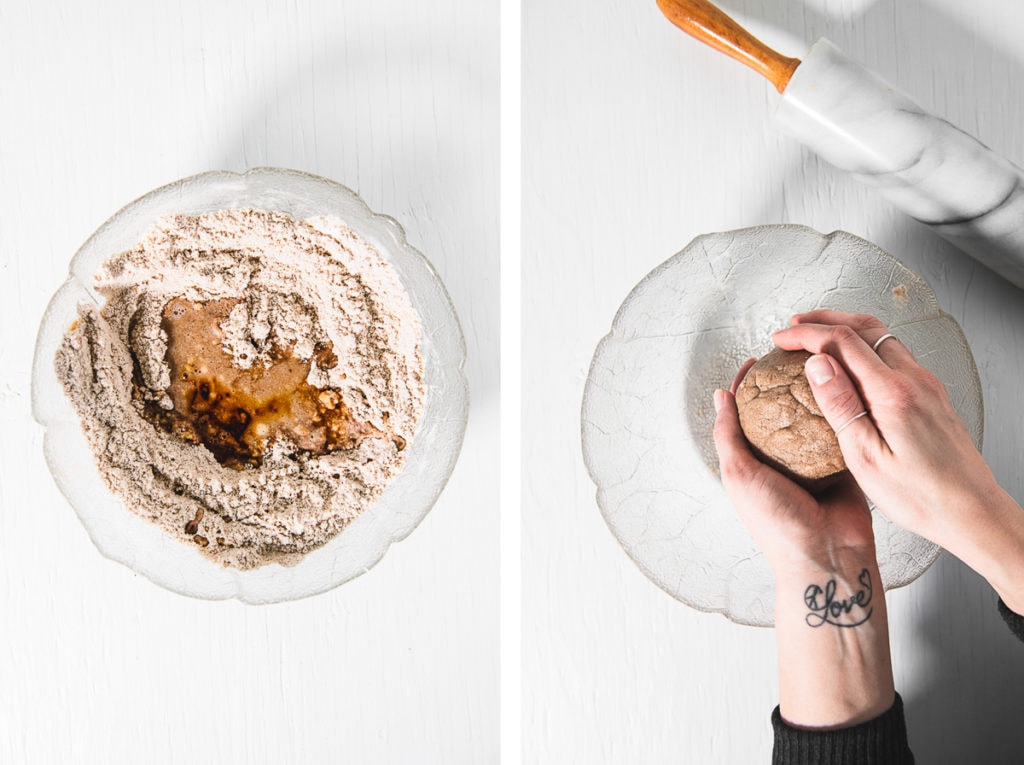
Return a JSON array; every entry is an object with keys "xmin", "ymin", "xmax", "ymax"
[
  {"xmin": 0, "ymin": 2, "xmax": 497, "ymax": 764},
  {"xmin": 525, "ymin": 0, "xmax": 1024, "ymax": 762}
]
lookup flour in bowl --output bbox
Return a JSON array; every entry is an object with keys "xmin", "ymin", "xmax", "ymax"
[{"xmin": 55, "ymin": 208, "xmax": 424, "ymax": 570}]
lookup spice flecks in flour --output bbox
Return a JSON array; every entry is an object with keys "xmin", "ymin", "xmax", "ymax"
[{"xmin": 55, "ymin": 208, "xmax": 424, "ymax": 570}]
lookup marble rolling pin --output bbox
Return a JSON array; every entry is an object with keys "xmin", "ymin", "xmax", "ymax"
[{"xmin": 657, "ymin": 0, "xmax": 1024, "ymax": 288}]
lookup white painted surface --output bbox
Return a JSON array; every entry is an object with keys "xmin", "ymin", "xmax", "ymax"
[
  {"xmin": 524, "ymin": 0, "xmax": 1024, "ymax": 762},
  {"xmin": 0, "ymin": 2, "xmax": 497, "ymax": 764}
]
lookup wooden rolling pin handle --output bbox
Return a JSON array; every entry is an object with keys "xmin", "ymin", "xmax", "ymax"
[{"xmin": 656, "ymin": 0, "xmax": 800, "ymax": 92}]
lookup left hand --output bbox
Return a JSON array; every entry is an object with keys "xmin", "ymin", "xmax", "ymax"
[
  {"xmin": 713, "ymin": 361, "xmax": 876, "ymax": 573},
  {"xmin": 716, "ymin": 360, "xmax": 896, "ymax": 732}
]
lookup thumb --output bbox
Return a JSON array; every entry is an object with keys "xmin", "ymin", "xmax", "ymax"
[
  {"xmin": 713, "ymin": 389, "xmax": 769, "ymax": 485},
  {"xmin": 804, "ymin": 354, "xmax": 883, "ymax": 461}
]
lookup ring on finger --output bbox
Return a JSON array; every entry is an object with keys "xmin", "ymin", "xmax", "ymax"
[
  {"xmin": 835, "ymin": 410, "xmax": 869, "ymax": 435},
  {"xmin": 872, "ymin": 333, "xmax": 898, "ymax": 353}
]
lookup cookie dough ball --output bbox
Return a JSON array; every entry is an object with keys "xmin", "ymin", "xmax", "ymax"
[{"xmin": 734, "ymin": 348, "xmax": 847, "ymax": 487}]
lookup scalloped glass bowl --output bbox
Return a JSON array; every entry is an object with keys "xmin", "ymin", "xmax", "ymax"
[
  {"xmin": 582, "ymin": 225, "xmax": 983, "ymax": 626},
  {"xmin": 32, "ymin": 168, "xmax": 468, "ymax": 603}
]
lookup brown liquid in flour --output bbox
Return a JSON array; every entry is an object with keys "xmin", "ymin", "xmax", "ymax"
[{"xmin": 138, "ymin": 297, "xmax": 405, "ymax": 469}]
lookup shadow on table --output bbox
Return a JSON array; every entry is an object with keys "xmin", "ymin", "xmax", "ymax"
[
  {"xmin": 899, "ymin": 551, "xmax": 1024, "ymax": 764},
  {"xmin": 711, "ymin": 0, "xmax": 1024, "ymax": 761}
]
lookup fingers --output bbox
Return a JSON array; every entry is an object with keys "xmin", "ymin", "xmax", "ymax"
[
  {"xmin": 713, "ymin": 389, "xmax": 767, "ymax": 483},
  {"xmin": 791, "ymin": 310, "xmax": 917, "ymax": 370},
  {"xmin": 802, "ymin": 354, "xmax": 885, "ymax": 463},
  {"xmin": 792, "ymin": 309, "xmax": 873, "ymax": 328},
  {"xmin": 869, "ymin": 332, "xmax": 916, "ymax": 370},
  {"xmin": 774, "ymin": 321, "xmax": 894, "ymax": 391}
]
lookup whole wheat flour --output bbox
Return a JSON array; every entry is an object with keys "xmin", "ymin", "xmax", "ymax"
[{"xmin": 55, "ymin": 208, "xmax": 424, "ymax": 570}]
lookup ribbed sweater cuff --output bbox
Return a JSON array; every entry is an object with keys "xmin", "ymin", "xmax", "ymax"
[
  {"xmin": 998, "ymin": 598, "xmax": 1024, "ymax": 641},
  {"xmin": 771, "ymin": 693, "xmax": 914, "ymax": 764}
]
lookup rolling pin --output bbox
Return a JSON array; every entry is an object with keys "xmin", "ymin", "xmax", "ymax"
[{"xmin": 657, "ymin": 0, "xmax": 1024, "ymax": 289}]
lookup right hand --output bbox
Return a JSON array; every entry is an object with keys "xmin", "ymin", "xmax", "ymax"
[{"xmin": 771, "ymin": 310, "xmax": 1000, "ymax": 550}]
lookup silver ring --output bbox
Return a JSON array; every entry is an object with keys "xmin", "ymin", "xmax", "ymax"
[
  {"xmin": 834, "ymin": 410, "xmax": 869, "ymax": 435},
  {"xmin": 872, "ymin": 333, "xmax": 897, "ymax": 353}
]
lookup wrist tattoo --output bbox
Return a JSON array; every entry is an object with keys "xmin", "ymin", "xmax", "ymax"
[{"xmin": 803, "ymin": 568, "xmax": 874, "ymax": 628}]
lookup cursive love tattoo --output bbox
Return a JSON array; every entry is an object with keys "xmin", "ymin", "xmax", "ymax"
[{"xmin": 803, "ymin": 568, "xmax": 874, "ymax": 628}]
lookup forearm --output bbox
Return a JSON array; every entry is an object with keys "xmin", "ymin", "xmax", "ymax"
[
  {"xmin": 939, "ymin": 485, "xmax": 1024, "ymax": 615},
  {"xmin": 774, "ymin": 550, "xmax": 895, "ymax": 728}
]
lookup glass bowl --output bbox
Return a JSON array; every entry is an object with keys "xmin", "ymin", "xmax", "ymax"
[
  {"xmin": 32, "ymin": 168, "xmax": 468, "ymax": 603},
  {"xmin": 581, "ymin": 225, "xmax": 983, "ymax": 626}
]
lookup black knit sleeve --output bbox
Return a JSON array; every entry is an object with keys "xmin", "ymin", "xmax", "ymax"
[
  {"xmin": 771, "ymin": 693, "xmax": 914, "ymax": 764},
  {"xmin": 997, "ymin": 598, "xmax": 1024, "ymax": 642}
]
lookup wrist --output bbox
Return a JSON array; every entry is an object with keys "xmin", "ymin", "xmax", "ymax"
[
  {"xmin": 943, "ymin": 487, "xmax": 1024, "ymax": 614},
  {"xmin": 774, "ymin": 558, "xmax": 894, "ymax": 728},
  {"xmin": 775, "ymin": 558, "xmax": 881, "ymax": 631},
  {"xmin": 769, "ymin": 541, "xmax": 878, "ymax": 583}
]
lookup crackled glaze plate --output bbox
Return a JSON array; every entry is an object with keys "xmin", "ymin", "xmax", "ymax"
[
  {"xmin": 32, "ymin": 168, "xmax": 468, "ymax": 603},
  {"xmin": 581, "ymin": 225, "xmax": 983, "ymax": 626}
]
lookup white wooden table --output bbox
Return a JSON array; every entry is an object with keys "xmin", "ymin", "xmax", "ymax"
[
  {"xmin": 524, "ymin": 0, "xmax": 1024, "ymax": 762},
  {"xmin": 0, "ymin": 3, "xmax": 497, "ymax": 763}
]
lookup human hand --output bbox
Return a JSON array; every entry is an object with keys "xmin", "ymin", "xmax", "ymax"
[
  {"xmin": 713, "ymin": 361, "xmax": 876, "ymax": 574},
  {"xmin": 714, "ymin": 360, "xmax": 895, "ymax": 729},
  {"xmin": 771, "ymin": 310, "xmax": 995, "ymax": 546},
  {"xmin": 773, "ymin": 310, "xmax": 1024, "ymax": 614}
]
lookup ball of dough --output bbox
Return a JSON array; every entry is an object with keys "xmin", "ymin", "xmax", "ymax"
[{"xmin": 734, "ymin": 348, "xmax": 847, "ymax": 487}]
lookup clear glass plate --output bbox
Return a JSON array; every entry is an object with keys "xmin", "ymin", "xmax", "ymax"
[
  {"xmin": 32, "ymin": 168, "xmax": 468, "ymax": 603},
  {"xmin": 582, "ymin": 225, "xmax": 983, "ymax": 626}
]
